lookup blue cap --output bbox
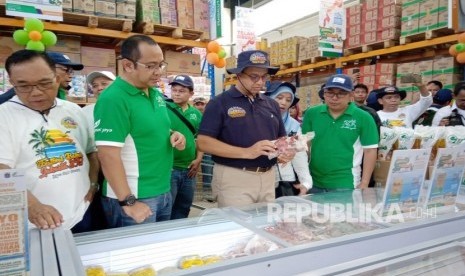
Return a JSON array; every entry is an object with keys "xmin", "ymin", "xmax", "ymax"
[
  {"xmin": 433, "ymin": 89, "xmax": 453, "ymax": 104},
  {"xmin": 226, "ymin": 50, "xmax": 279, "ymax": 75},
  {"xmin": 324, "ymin": 74, "xmax": 353, "ymax": 92},
  {"xmin": 169, "ymin": 75, "xmax": 194, "ymax": 90},
  {"xmin": 46, "ymin": 51, "xmax": 83, "ymax": 70},
  {"xmin": 366, "ymin": 89, "xmax": 383, "ymax": 111}
]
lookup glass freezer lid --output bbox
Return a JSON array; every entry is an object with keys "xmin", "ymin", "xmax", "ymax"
[{"xmin": 74, "ymin": 213, "xmax": 282, "ymax": 274}]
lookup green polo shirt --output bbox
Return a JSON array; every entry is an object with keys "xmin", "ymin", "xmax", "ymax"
[
  {"xmin": 94, "ymin": 77, "xmax": 173, "ymax": 198},
  {"xmin": 302, "ymin": 103, "xmax": 379, "ymax": 189},
  {"xmin": 167, "ymin": 102, "xmax": 202, "ymax": 169},
  {"xmin": 57, "ymin": 87, "xmax": 67, "ymax": 100}
]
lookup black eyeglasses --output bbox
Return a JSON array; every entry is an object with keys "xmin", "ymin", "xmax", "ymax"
[
  {"xmin": 55, "ymin": 66, "xmax": 73, "ymax": 74},
  {"xmin": 122, "ymin": 56, "xmax": 168, "ymax": 71},
  {"xmin": 324, "ymin": 91, "xmax": 350, "ymax": 99},
  {"xmin": 14, "ymin": 81, "xmax": 55, "ymax": 94},
  {"xmin": 241, "ymin": 72, "xmax": 270, "ymax": 83}
]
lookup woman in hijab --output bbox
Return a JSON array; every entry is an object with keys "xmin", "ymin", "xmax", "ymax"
[{"xmin": 265, "ymin": 81, "xmax": 313, "ymax": 197}]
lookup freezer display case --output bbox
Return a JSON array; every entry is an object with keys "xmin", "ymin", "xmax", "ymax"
[
  {"xmin": 68, "ymin": 193, "xmax": 465, "ymax": 275},
  {"xmin": 308, "ymin": 233, "xmax": 465, "ymax": 275}
]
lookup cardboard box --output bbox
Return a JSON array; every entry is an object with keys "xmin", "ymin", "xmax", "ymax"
[
  {"xmin": 0, "ymin": 37, "xmax": 24, "ymax": 67},
  {"xmin": 361, "ymin": 75, "xmax": 376, "ymax": 85},
  {"xmin": 165, "ymin": 51, "xmax": 201, "ymax": 75},
  {"xmin": 63, "ymin": 0, "xmax": 73, "ymax": 11},
  {"xmin": 378, "ymin": 16, "xmax": 401, "ymax": 30},
  {"xmin": 348, "ymin": 14, "xmax": 361, "ymax": 25},
  {"xmin": 362, "ymin": 31, "xmax": 377, "ymax": 44},
  {"xmin": 433, "ymin": 56, "xmax": 458, "ymax": 73},
  {"xmin": 116, "ymin": 2, "xmax": 136, "ymax": 19},
  {"xmin": 348, "ymin": 24, "xmax": 361, "ymax": 36},
  {"xmin": 177, "ymin": 12, "xmax": 194, "ymax": 29},
  {"xmin": 81, "ymin": 47, "xmax": 116, "ymax": 67},
  {"xmin": 396, "ymin": 62, "xmax": 416, "ymax": 78},
  {"xmin": 95, "ymin": 0, "xmax": 116, "ymax": 17},
  {"xmin": 73, "ymin": 0, "xmax": 95, "ymax": 14},
  {"xmin": 376, "ymin": 63, "xmax": 396, "ymax": 75},
  {"xmin": 374, "ymin": 160, "xmax": 390, "ymax": 187},
  {"xmin": 48, "ymin": 37, "xmax": 81, "ymax": 53},
  {"xmin": 136, "ymin": 0, "xmax": 160, "ymax": 23},
  {"xmin": 379, "ymin": 4, "xmax": 401, "ymax": 17},
  {"xmin": 362, "ymin": 0, "xmax": 378, "ymax": 10},
  {"xmin": 364, "ymin": 20, "xmax": 378, "ymax": 32},
  {"xmin": 379, "ymin": 0, "xmax": 400, "ymax": 6},
  {"xmin": 159, "ymin": 0, "xmax": 176, "ymax": 8},
  {"xmin": 160, "ymin": 7, "xmax": 178, "ymax": 26},
  {"xmin": 376, "ymin": 74, "xmax": 395, "ymax": 86},
  {"xmin": 360, "ymin": 64, "xmax": 377, "ymax": 75},
  {"xmin": 415, "ymin": 60, "xmax": 434, "ymax": 76},
  {"xmin": 437, "ymin": 0, "xmax": 448, "ymax": 28},
  {"xmin": 345, "ymin": 35, "xmax": 361, "ymax": 48},
  {"xmin": 401, "ymin": 2, "xmax": 420, "ymax": 36},
  {"xmin": 363, "ymin": 9, "xmax": 378, "ymax": 21},
  {"xmin": 378, "ymin": 28, "xmax": 400, "ymax": 40},
  {"xmin": 433, "ymin": 74, "xmax": 462, "ymax": 90},
  {"xmin": 346, "ymin": 4, "xmax": 361, "ymax": 16},
  {"xmin": 419, "ymin": 0, "xmax": 439, "ymax": 32}
]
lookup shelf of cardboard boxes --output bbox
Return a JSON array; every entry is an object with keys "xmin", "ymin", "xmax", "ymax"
[
  {"xmin": 0, "ymin": 0, "xmax": 212, "ymax": 103},
  {"xmin": 225, "ymin": 0, "xmax": 459, "ymax": 112}
]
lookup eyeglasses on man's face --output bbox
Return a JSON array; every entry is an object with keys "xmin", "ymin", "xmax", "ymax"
[
  {"xmin": 55, "ymin": 66, "xmax": 74, "ymax": 74},
  {"xmin": 122, "ymin": 56, "xmax": 168, "ymax": 72},
  {"xmin": 324, "ymin": 90, "xmax": 350, "ymax": 99},
  {"xmin": 241, "ymin": 72, "xmax": 270, "ymax": 83},
  {"xmin": 13, "ymin": 79, "xmax": 56, "ymax": 94}
]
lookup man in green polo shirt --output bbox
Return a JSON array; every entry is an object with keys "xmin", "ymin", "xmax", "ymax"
[
  {"xmin": 94, "ymin": 35, "xmax": 186, "ymax": 228},
  {"xmin": 302, "ymin": 74, "xmax": 378, "ymax": 192},
  {"xmin": 166, "ymin": 75, "xmax": 203, "ymax": 219}
]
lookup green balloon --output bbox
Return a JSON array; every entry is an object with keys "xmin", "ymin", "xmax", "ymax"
[
  {"xmin": 456, "ymin": 43, "xmax": 465, "ymax": 53},
  {"xmin": 26, "ymin": 40, "xmax": 45, "ymax": 52},
  {"xmin": 13, "ymin": 29, "xmax": 30, "ymax": 45},
  {"xmin": 218, "ymin": 49, "xmax": 226, "ymax": 59},
  {"xmin": 41, "ymin": 31, "xmax": 57, "ymax": 46},
  {"xmin": 25, "ymin": 18, "xmax": 44, "ymax": 32}
]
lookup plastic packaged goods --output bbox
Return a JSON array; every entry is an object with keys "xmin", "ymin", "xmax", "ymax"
[
  {"xmin": 393, "ymin": 127, "xmax": 416, "ymax": 150},
  {"xmin": 85, "ymin": 265, "xmax": 106, "ymax": 276},
  {"xmin": 106, "ymin": 272, "xmax": 129, "ymax": 276},
  {"xmin": 201, "ymin": 255, "xmax": 223, "ymax": 265},
  {"xmin": 178, "ymin": 255, "xmax": 204, "ymax": 269},
  {"xmin": 127, "ymin": 265, "xmax": 156, "ymax": 276},
  {"xmin": 378, "ymin": 126, "xmax": 398, "ymax": 160},
  {"xmin": 268, "ymin": 132, "xmax": 315, "ymax": 159}
]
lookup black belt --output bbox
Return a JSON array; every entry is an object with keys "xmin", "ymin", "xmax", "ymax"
[{"xmin": 241, "ymin": 166, "xmax": 272, "ymax": 173}]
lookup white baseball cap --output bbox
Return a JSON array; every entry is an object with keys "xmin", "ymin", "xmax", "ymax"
[{"xmin": 86, "ymin": 71, "xmax": 116, "ymax": 84}]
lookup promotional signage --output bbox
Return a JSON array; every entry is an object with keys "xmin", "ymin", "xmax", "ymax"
[
  {"xmin": 235, "ymin": 6, "xmax": 256, "ymax": 56},
  {"xmin": 319, "ymin": 0, "xmax": 345, "ymax": 57},
  {"xmin": 209, "ymin": 0, "xmax": 222, "ymax": 40}
]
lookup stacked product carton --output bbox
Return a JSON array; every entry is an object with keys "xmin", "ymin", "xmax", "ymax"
[
  {"xmin": 96, "ymin": 0, "xmax": 116, "ymax": 17},
  {"xmin": 116, "ymin": 0, "xmax": 136, "ymax": 20},
  {"xmin": 136, "ymin": 0, "xmax": 160, "ymax": 23},
  {"xmin": 160, "ymin": 0, "xmax": 177, "ymax": 27},
  {"xmin": 345, "ymin": 4, "xmax": 362, "ymax": 48},
  {"xmin": 193, "ymin": 0, "xmax": 210, "ymax": 37},
  {"xmin": 298, "ymin": 36, "xmax": 320, "ymax": 62},
  {"xmin": 269, "ymin": 36, "xmax": 307, "ymax": 66},
  {"xmin": 176, "ymin": 0, "xmax": 194, "ymax": 29},
  {"xmin": 343, "ymin": 63, "xmax": 397, "ymax": 92}
]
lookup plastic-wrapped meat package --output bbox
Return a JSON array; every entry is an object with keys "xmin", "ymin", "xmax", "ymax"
[
  {"xmin": 263, "ymin": 222, "xmax": 315, "ymax": 245},
  {"xmin": 222, "ymin": 235, "xmax": 279, "ymax": 259},
  {"xmin": 268, "ymin": 132, "xmax": 315, "ymax": 159}
]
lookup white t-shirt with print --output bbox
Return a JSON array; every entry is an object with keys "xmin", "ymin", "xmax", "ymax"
[
  {"xmin": 0, "ymin": 97, "xmax": 96, "ymax": 229},
  {"xmin": 377, "ymin": 93, "xmax": 433, "ymax": 128},
  {"xmin": 432, "ymin": 103, "xmax": 465, "ymax": 126},
  {"xmin": 82, "ymin": 103, "xmax": 95, "ymax": 136}
]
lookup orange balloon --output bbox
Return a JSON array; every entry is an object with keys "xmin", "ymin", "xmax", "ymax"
[
  {"xmin": 450, "ymin": 44, "xmax": 458, "ymax": 56},
  {"xmin": 458, "ymin": 32, "xmax": 465, "ymax": 43},
  {"xmin": 207, "ymin": 41, "xmax": 220, "ymax": 53},
  {"xmin": 456, "ymin": 52, "xmax": 465, "ymax": 63},
  {"xmin": 215, "ymin": 58, "xmax": 226, "ymax": 68},
  {"xmin": 28, "ymin": 30, "xmax": 42, "ymax": 41},
  {"xmin": 206, "ymin": 52, "xmax": 219, "ymax": 64}
]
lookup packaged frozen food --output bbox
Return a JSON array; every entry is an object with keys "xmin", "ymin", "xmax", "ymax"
[
  {"xmin": 86, "ymin": 265, "xmax": 105, "ymax": 276},
  {"xmin": 127, "ymin": 265, "xmax": 156, "ymax": 276},
  {"xmin": 202, "ymin": 255, "xmax": 223, "ymax": 265},
  {"xmin": 444, "ymin": 126, "xmax": 465, "ymax": 148},
  {"xmin": 178, "ymin": 255, "xmax": 204, "ymax": 269}
]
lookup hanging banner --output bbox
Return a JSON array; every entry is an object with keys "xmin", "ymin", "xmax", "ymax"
[
  {"xmin": 235, "ymin": 6, "xmax": 256, "ymax": 56},
  {"xmin": 6, "ymin": 0, "xmax": 63, "ymax": 21},
  {"xmin": 319, "ymin": 0, "xmax": 345, "ymax": 58},
  {"xmin": 209, "ymin": 0, "xmax": 222, "ymax": 40}
]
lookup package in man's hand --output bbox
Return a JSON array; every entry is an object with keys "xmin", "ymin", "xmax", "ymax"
[{"xmin": 268, "ymin": 132, "xmax": 315, "ymax": 159}]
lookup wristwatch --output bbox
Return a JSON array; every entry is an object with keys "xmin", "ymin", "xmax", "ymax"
[
  {"xmin": 90, "ymin": 182, "xmax": 100, "ymax": 191},
  {"xmin": 119, "ymin": 194, "xmax": 137, "ymax": 206}
]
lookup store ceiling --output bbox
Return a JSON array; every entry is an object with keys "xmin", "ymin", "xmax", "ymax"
[{"xmin": 224, "ymin": 0, "xmax": 273, "ymax": 19}]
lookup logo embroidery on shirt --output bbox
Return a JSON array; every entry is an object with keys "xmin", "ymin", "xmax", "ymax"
[
  {"xmin": 189, "ymin": 114, "xmax": 198, "ymax": 121},
  {"xmin": 61, "ymin": 117, "xmax": 78, "ymax": 129},
  {"xmin": 227, "ymin": 107, "xmax": 246, "ymax": 118},
  {"xmin": 341, "ymin": 119, "xmax": 357, "ymax": 130},
  {"xmin": 29, "ymin": 127, "xmax": 84, "ymax": 179}
]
